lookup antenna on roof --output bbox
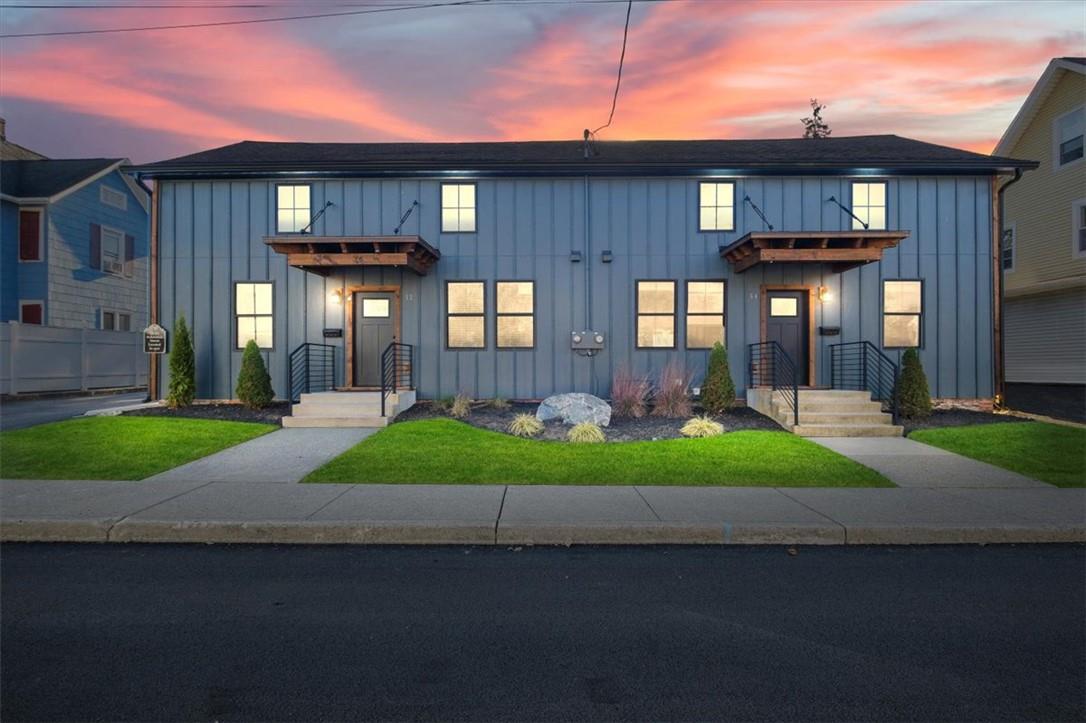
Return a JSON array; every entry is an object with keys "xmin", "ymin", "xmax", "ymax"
[{"xmin": 582, "ymin": 129, "xmax": 598, "ymax": 160}]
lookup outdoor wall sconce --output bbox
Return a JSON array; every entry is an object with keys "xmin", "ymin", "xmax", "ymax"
[
  {"xmin": 329, "ymin": 288, "xmax": 344, "ymax": 306},
  {"xmin": 570, "ymin": 251, "xmax": 583, "ymax": 262},
  {"xmin": 818, "ymin": 286, "xmax": 833, "ymax": 303},
  {"xmin": 601, "ymin": 250, "xmax": 613, "ymax": 263}
]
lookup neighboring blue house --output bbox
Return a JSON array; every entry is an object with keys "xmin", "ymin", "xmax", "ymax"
[{"xmin": 1, "ymin": 155, "xmax": 150, "ymax": 330}]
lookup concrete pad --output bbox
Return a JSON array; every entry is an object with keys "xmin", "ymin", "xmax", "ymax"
[
  {"xmin": 146, "ymin": 428, "xmax": 372, "ymax": 484},
  {"xmin": 309, "ymin": 484, "xmax": 504, "ymax": 524},
  {"xmin": 117, "ymin": 482, "xmax": 350, "ymax": 523},
  {"xmin": 937, "ymin": 488, "xmax": 1086, "ymax": 525}
]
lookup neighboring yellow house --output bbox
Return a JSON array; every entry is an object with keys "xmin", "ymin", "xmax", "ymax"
[{"xmin": 995, "ymin": 57, "xmax": 1085, "ymax": 422}]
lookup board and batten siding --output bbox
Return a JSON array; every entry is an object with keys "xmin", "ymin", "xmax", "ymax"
[{"xmin": 155, "ymin": 175, "xmax": 994, "ymax": 401}]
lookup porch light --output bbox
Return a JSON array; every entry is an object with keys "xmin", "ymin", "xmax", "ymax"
[
  {"xmin": 818, "ymin": 286, "xmax": 833, "ymax": 303},
  {"xmin": 329, "ymin": 288, "xmax": 344, "ymax": 306}
]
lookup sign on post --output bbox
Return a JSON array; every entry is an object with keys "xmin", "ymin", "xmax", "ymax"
[{"xmin": 143, "ymin": 323, "xmax": 168, "ymax": 354}]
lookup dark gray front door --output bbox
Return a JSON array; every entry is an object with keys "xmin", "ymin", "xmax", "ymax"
[
  {"xmin": 765, "ymin": 290, "xmax": 809, "ymax": 385},
  {"xmin": 353, "ymin": 292, "xmax": 395, "ymax": 387}
]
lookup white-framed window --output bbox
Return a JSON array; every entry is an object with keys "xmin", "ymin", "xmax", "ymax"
[
  {"xmin": 99, "ymin": 185, "xmax": 128, "ymax": 210},
  {"xmin": 883, "ymin": 280, "xmax": 923, "ymax": 348},
  {"xmin": 276, "ymin": 184, "xmax": 311, "ymax": 233},
  {"xmin": 852, "ymin": 181, "xmax": 887, "ymax": 230},
  {"xmin": 698, "ymin": 181, "xmax": 735, "ymax": 231},
  {"xmin": 1073, "ymin": 199, "xmax": 1086, "ymax": 259},
  {"xmin": 19, "ymin": 300, "xmax": 43, "ymax": 325},
  {"xmin": 100, "ymin": 226, "xmax": 125, "ymax": 276},
  {"xmin": 1053, "ymin": 105, "xmax": 1084, "ymax": 170},
  {"xmin": 441, "ymin": 183, "xmax": 476, "ymax": 233},
  {"xmin": 1002, "ymin": 223, "xmax": 1016, "ymax": 272},
  {"xmin": 101, "ymin": 309, "xmax": 132, "ymax": 331},
  {"xmin": 446, "ymin": 281, "xmax": 486, "ymax": 349},
  {"xmin": 235, "ymin": 282, "xmax": 274, "ymax": 349},
  {"xmin": 18, "ymin": 208, "xmax": 43, "ymax": 262}
]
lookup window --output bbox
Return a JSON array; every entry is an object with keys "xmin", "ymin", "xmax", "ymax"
[
  {"xmin": 1054, "ymin": 106, "xmax": 1084, "ymax": 169},
  {"xmin": 362, "ymin": 298, "xmax": 390, "ymax": 317},
  {"xmin": 441, "ymin": 183, "xmax": 476, "ymax": 233},
  {"xmin": 686, "ymin": 281, "xmax": 725, "ymax": 349},
  {"xmin": 496, "ymin": 281, "xmax": 534, "ymax": 349},
  {"xmin": 883, "ymin": 280, "xmax": 922, "ymax": 348},
  {"xmin": 101, "ymin": 309, "xmax": 132, "ymax": 331},
  {"xmin": 1002, "ymin": 224, "xmax": 1016, "ymax": 272},
  {"xmin": 276, "ymin": 185, "xmax": 311, "ymax": 233},
  {"xmin": 852, "ymin": 182, "xmax": 887, "ymax": 230},
  {"xmin": 235, "ymin": 282, "xmax": 273, "ymax": 349},
  {"xmin": 1074, "ymin": 200, "xmax": 1086, "ymax": 259},
  {"xmin": 770, "ymin": 297, "xmax": 798, "ymax": 317},
  {"xmin": 100, "ymin": 226, "xmax": 125, "ymax": 275},
  {"xmin": 100, "ymin": 185, "xmax": 128, "ymax": 210},
  {"xmin": 636, "ymin": 280, "xmax": 676, "ymax": 348},
  {"xmin": 447, "ymin": 281, "xmax": 485, "ymax": 348},
  {"xmin": 18, "ymin": 209, "xmax": 42, "ymax": 261},
  {"xmin": 19, "ymin": 301, "xmax": 42, "ymax": 325},
  {"xmin": 698, "ymin": 182, "xmax": 735, "ymax": 231}
]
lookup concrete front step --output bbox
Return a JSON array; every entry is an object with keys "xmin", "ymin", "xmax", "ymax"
[
  {"xmin": 791, "ymin": 424, "xmax": 905, "ymax": 437},
  {"xmin": 282, "ymin": 415, "xmax": 390, "ymax": 428},
  {"xmin": 283, "ymin": 390, "xmax": 415, "ymax": 428},
  {"xmin": 291, "ymin": 403, "xmax": 399, "ymax": 417},
  {"xmin": 794, "ymin": 389, "xmax": 875, "ymax": 400},
  {"xmin": 784, "ymin": 411, "xmax": 893, "ymax": 425},
  {"xmin": 796, "ymin": 401, "xmax": 885, "ymax": 413}
]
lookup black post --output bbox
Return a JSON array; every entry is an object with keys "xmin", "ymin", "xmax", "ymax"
[{"xmin": 861, "ymin": 343, "xmax": 868, "ymax": 392}]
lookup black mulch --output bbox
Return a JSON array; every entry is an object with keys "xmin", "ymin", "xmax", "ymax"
[
  {"xmin": 902, "ymin": 408, "xmax": 1030, "ymax": 435},
  {"xmin": 124, "ymin": 402, "xmax": 288, "ymax": 426},
  {"xmin": 395, "ymin": 401, "xmax": 781, "ymax": 442}
]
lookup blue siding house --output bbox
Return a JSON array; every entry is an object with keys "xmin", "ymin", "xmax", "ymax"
[{"xmin": 133, "ymin": 135, "xmax": 1035, "ymax": 434}]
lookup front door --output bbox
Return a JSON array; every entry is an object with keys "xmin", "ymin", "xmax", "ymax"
[
  {"xmin": 765, "ymin": 290, "xmax": 809, "ymax": 385},
  {"xmin": 353, "ymin": 292, "xmax": 396, "ymax": 387}
]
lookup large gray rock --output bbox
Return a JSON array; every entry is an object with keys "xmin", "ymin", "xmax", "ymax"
[{"xmin": 536, "ymin": 393, "xmax": 611, "ymax": 427}]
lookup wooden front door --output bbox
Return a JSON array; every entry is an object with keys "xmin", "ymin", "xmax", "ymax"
[
  {"xmin": 352, "ymin": 292, "xmax": 396, "ymax": 387},
  {"xmin": 765, "ymin": 290, "xmax": 810, "ymax": 385}
]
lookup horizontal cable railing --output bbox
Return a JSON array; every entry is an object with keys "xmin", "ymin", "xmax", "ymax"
[
  {"xmin": 829, "ymin": 341, "xmax": 899, "ymax": 424},
  {"xmin": 747, "ymin": 341, "xmax": 799, "ymax": 427},
  {"xmin": 380, "ymin": 342, "xmax": 414, "ymax": 417},
  {"xmin": 288, "ymin": 343, "xmax": 336, "ymax": 404}
]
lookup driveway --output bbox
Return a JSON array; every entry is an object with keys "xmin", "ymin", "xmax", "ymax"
[{"xmin": 0, "ymin": 392, "xmax": 147, "ymax": 431}]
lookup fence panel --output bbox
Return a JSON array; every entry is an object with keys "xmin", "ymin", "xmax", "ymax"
[{"xmin": 0, "ymin": 322, "xmax": 147, "ymax": 395}]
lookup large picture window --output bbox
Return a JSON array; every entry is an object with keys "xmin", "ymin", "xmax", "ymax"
[
  {"xmin": 637, "ymin": 280, "xmax": 676, "ymax": 348},
  {"xmin": 883, "ymin": 280, "xmax": 922, "ymax": 348},
  {"xmin": 852, "ymin": 181, "xmax": 887, "ymax": 230},
  {"xmin": 496, "ymin": 281, "xmax": 534, "ymax": 349},
  {"xmin": 698, "ymin": 181, "xmax": 735, "ymax": 231},
  {"xmin": 236, "ymin": 282, "xmax": 274, "ymax": 349},
  {"xmin": 686, "ymin": 280, "xmax": 725, "ymax": 349},
  {"xmin": 447, "ymin": 281, "xmax": 485, "ymax": 349},
  {"xmin": 441, "ymin": 183, "xmax": 476, "ymax": 233},
  {"xmin": 276, "ymin": 185, "xmax": 311, "ymax": 233}
]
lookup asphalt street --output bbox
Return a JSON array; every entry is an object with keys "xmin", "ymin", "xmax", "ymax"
[
  {"xmin": 0, "ymin": 391, "xmax": 146, "ymax": 431},
  {"xmin": 2, "ymin": 543, "xmax": 1083, "ymax": 722}
]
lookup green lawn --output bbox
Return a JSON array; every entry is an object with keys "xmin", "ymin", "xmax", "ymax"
[
  {"xmin": 910, "ymin": 422, "xmax": 1086, "ymax": 488},
  {"xmin": 0, "ymin": 416, "xmax": 274, "ymax": 480},
  {"xmin": 305, "ymin": 419, "xmax": 892, "ymax": 486}
]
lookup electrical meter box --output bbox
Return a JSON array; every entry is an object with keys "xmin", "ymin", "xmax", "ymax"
[{"xmin": 571, "ymin": 330, "xmax": 605, "ymax": 352}]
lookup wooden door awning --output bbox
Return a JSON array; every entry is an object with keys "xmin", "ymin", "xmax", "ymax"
[
  {"xmin": 263, "ymin": 235, "xmax": 440, "ymax": 276},
  {"xmin": 720, "ymin": 231, "xmax": 909, "ymax": 273}
]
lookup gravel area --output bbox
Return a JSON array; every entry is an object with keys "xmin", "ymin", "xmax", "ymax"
[
  {"xmin": 902, "ymin": 409, "xmax": 1029, "ymax": 435},
  {"xmin": 395, "ymin": 401, "xmax": 781, "ymax": 442},
  {"xmin": 124, "ymin": 402, "xmax": 288, "ymax": 426}
]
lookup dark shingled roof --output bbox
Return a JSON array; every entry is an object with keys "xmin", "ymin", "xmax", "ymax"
[
  {"xmin": 1060, "ymin": 56, "xmax": 1086, "ymax": 66},
  {"xmin": 132, "ymin": 134, "xmax": 1035, "ymax": 178},
  {"xmin": 1, "ymin": 158, "xmax": 121, "ymax": 199}
]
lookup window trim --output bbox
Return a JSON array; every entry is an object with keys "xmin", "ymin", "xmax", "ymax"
[
  {"xmin": 100, "ymin": 308, "xmax": 131, "ymax": 331},
  {"xmin": 19, "ymin": 300, "xmax": 43, "ymax": 325},
  {"xmin": 233, "ymin": 280, "xmax": 276, "ymax": 350},
  {"xmin": 17, "ymin": 207, "xmax": 44, "ymax": 263},
  {"xmin": 684, "ymin": 279, "xmax": 726, "ymax": 350},
  {"xmin": 1002, "ymin": 222, "xmax": 1016, "ymax": 273},
  {"xmin": 99, "ymin": 224, "xmax": 127, "ymax": 277},
  {"xmin": 494, "ymin": 280, "xmax": 535, "ymax": 350},
  {"xmin": 635, "ymin": 279, "xmax": 678, "ymax": 350},
  {"xmin": 445, "ymin": 279, "xmax": 487, "ymax": 350},
  {"xmin": 697, "ymin": 181, "xmax": 736, "ymax": 232},
  {"xmin": 1072, "ymin": 199, "xmax": 1086, "ymax": 260},
  {"xmin": 1052, "ymin": 104, "xmax": 1085, "ymax": 171},
  {"xmin": 850, "ymin": 180, "xmax": 888, "ymax": 231},
  {"xmin": 440, "ymin": 181, "xmax": 478, "ymax": 234},
  {"xmin": 881, "ymin": 278, "xmax": 924, "ymax": 350},
  {"xmin": 274, "ymin": 183, "xmax": 313, "ymax": 235}
]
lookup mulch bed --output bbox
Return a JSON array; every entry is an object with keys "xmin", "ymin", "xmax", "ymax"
[
  {"xmin": 395, "ymin": 401, "xmax": 781, "ymax": 442},
  {"xmin": 901, "ymin": 408, "xmax": 1031, "ymax": 435},
  {"xmin": 124, "ymin": 402, "xmax": 288, "ymax": 426}
]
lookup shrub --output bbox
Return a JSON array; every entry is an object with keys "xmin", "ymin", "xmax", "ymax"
[
  {"xmin": 680, "ymin": 415, "xmax": 724, "ymax": 438},
  {"xmin": 449, "ymin": 393, "xmax": 473, "ymax": 419},
  {"xmin": 507, "ymin": 413, "xmax": 544, "ymax": 438},
  {"xmin": 896, "ymin": 347, "xmax": 932, "ymax": 419},
  {"xmin": 651, "ymin": 360, "xmax": 694, "ymax": 418},
  {"xmin": 567, "ymin": 422, "xmax": 606, "ymax": 444},
  {"xmin": 433, "ymin": 396, "xmax": 455, "ymax": 412},
  {"xmin": 487, "ymin": 397, "xmax": 511, "ymax": 411},
  {"xmin": 235, "ymin": 339, "xmax": 274, "ymax": 409},
  {"xmin": 611, "ymin": 366, "xmax": 651, "ymax": 418},
  {"xmin": 700, "ymin": 342, "xmax": 736, "ymax": 414},
  {"xmin": 166, "ymin": 314, "xmax": 195, "ymax": 409}
]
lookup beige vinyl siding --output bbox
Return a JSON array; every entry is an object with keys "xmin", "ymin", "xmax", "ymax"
[
  {"xmin": 1002, "ymin": 70, "xmax": 1086, "ymax": 295},
  {"xmin": 1004, "ymin": 288, "xmax": 1086, "ymax": 384}
]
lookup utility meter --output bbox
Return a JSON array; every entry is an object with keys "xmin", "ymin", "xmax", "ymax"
[{"xmin": 571, "ymin": 330, "xmax": 605, "ymax": 355}]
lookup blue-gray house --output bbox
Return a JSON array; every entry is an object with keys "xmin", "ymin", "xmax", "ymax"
[{"xmin": 132, "ymin": 135, "xmax": 1034, "ymax": 435}]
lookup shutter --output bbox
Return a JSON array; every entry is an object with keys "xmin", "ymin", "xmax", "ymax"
[
  {"xmin": 124, "ymin": 233, "xmax": 135, "ymax": 276},
  {"xmin": 89, "ymin": 223, "xmax": 101, "ymax": 270},
  {"xmin": 18, "ymin": 211, "xmax": 40, "ymax": 261}
]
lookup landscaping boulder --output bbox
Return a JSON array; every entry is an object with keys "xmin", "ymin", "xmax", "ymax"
[{"xmin": 536, "ymin": 393, "xmax": 611, "ymax": 427}]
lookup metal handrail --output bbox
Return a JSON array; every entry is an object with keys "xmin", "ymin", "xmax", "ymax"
[
  {"xmin": 747, "ymin": 341, "xmax": 800, "ymax": 426},
  {"xmin": 829, "ymin": 341, "xmax": 900, "ymax": 424},
  {"xmin": 380, "ymin": 341, "xmax": 414, "ymax": 417},
  {"xmin": 288, "ymin": 343, "xmax": 336, "ymax": 405}
]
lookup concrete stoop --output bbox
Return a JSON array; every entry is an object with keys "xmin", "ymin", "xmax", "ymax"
[
  {"xmin": 281, "ymin": 390, "xmax": 416, "ymax": 428},
  {"xmin": 748, "ymin": 388, "xmax": 904, "ymax": 437}
]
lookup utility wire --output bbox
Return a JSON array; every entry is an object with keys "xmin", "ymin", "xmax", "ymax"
[{"xmin": 589, "ymin": 0, "xmax": 632, "ymax": 136}]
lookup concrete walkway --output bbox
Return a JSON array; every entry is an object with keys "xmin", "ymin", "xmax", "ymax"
[
  {"xmin": 147, "ymin": 428, "xmax": 375, "ymax": 484},
  {"xmin": 810, "ymin": 436, "xmax": 1049, "ymax": 488}
]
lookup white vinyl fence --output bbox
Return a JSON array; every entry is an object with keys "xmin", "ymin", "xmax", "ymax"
[{"xmin": 0, "ymin": 321, "xmax": 148, "ymax": 395}]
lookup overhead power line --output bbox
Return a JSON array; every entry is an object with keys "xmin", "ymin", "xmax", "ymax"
[{"xmin": 590, "ymin": 0, "xmax": 633, "ymax": 136}]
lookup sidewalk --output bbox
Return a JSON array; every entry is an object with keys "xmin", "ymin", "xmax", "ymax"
[{"xmin": 2, "ymin": 478, "xmax": 1083, "ymax": 546}]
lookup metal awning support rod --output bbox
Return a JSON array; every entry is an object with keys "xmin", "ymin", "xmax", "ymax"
[
  {"xmin": 299, "ymin": 201, "xmax": 334, "ymax": 235},
  {"xmin": 826, "ymin": 195, "xmax": 867, "ymax": 230},
  {"xmin": 743, "ymin": 195, "xmax": 774, "ymax": 230},
  {"xmin": 393, "ymin": 200, "xmax": 419, "ymax": 235}
]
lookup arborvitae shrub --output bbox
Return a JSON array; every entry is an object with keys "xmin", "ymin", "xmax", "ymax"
[
  {"xmin": 236, "ymin": 339, "xmax": 274, "ymax": 409},
  {"xmin": 700, "ymin": 342, "xmax": 736, "ymax": 414},
  {"xmin": 896, "ymin": 347, "xmax": 932, "ymax": 419},
  {"xmin": 166, "ymin": 315, "xmax": 195, "ymax": 409}
]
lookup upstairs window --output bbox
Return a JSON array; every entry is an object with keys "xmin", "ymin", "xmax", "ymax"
[
  {"xmin": 1055, "ymin": 106, "xmax": 1084, "ymax": 168},
  {"xmin": 496, "ymin": 281, "xmax": 534, "ymax": 349},
  {"xmin": 636, "ymin": 280, "xmax": 676, "ymax": 348},
  {"xmin": 447, "ymin": 281, "xmax": 485, "ymax": 349},
  {"xmin": 18, "ymin": 209, "xmax": 42, "ymax": 261},
  {"xmin": 276, "ymin": 185, "xmax": 311, "ymax": 233},
  {"xmin": 1002, "ymin": 225, "xmax": 1015, "ymax": 272},
  {"xmin": 698, "ymin": 182, "xmax": 735, "ymax": 231},
  {"xmin": 686, "ymin": 281, "xmax": 725, "ymax": 349},
  {"xmin": 852, "ymin": 182, "xmax": 887, "ymax": 230},
  {"xmin": 236, "ymin": 282, "xmax": 274, "ymax": 349},
  {"xmin": 100, "ymin": 226, "xmax": 125, "ymax": 276},
  {"xmin": 441, "ymin": 183, "xmax": 476, "ymax": 233},
  {"xmin": 883, "ymin": 280, "xmax": 922, "ymax": 348}
]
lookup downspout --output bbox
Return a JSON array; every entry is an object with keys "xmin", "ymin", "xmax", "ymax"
[
  {"xmin": 147, "ymin": 177, "xmax": 160, "ymax": 401},
  {"xmin": 993, "ymin": 168, "xmax": 1023, "ymax": 409}
]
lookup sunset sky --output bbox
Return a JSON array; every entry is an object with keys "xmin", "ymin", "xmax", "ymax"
[{"xmin": 0, "ymin": 0, "xmax": 1082, "ymax": 163}]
